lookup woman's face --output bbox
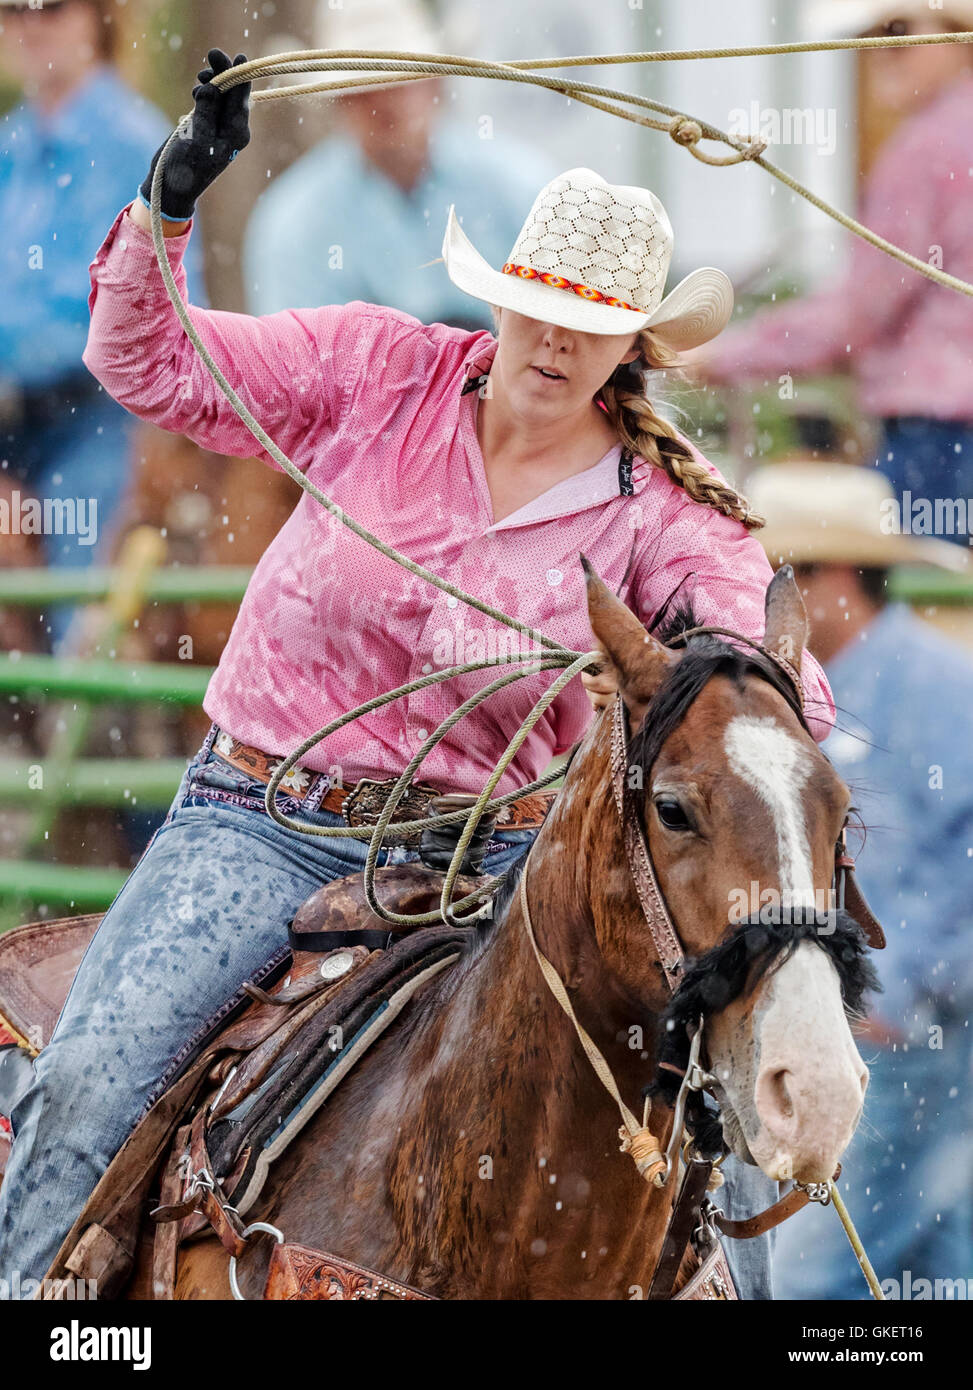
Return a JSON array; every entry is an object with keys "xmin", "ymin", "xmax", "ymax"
[{"xmin": 492, "ymin": 307, "xmax": 641, "ymax": 422}]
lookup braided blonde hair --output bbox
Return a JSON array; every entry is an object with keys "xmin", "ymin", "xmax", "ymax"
[{"xmin": 598, "ymin": 328, "xmax": 764, "ymax": 530}]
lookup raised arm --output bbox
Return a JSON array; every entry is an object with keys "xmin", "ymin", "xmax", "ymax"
[
  {"xmin": 83, "ymin": 47, "xmax": 374, "ymax": 472},
  {"xmin": 82, "ymin": 200, "xmax": 374, "ymax": 472}
]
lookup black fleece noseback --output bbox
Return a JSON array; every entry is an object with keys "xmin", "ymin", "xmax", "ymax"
[{"xmin": 647, "ymin": 910, "xmax": 880, "ymax": 1148}]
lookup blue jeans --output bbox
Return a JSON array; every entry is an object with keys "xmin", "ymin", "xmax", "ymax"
[
  {"xmin": 877, "ymin": 417, "xmax": 973, "ymax": 547},
  {"xmin": 0, "ymin": 739, "xmax": 773, "ymax": 1299}
]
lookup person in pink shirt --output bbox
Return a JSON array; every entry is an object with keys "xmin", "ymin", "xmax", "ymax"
[
  {"xmin": 697, "ymin": 6, "xmax": 973, "ymax": 545},
  {"xmin": 0, "ymin": 50, "xmax": 834, "ymax": 1295}
]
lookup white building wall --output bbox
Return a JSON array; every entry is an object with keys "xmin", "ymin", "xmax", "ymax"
[{"xmin": 642, "ymin": 0, "xmax": 857, "ymax": 288}]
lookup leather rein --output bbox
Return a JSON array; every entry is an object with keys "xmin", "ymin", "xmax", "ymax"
[{"xmin": 517, "ymin": 631, "xmax": 885, "ymax": 1298}]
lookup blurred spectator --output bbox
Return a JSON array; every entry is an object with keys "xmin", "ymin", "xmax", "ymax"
[
  {"xmin": 242, "ymin": 0, "xmax": 555, "ymax": 328},
  {"xmin": 696, "ymin": 3, "xmax": 973, "ymax": 544},
  {"xmin": 0, "ymin": 0, "xmax": 204, "ymax": 646},
  {"xmin": 747, "ymin": 459, "xmax": 973, "ymax": 1299}
]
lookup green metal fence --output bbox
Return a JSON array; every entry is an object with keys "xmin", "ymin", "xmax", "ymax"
[{"xmin": 0, "ymin": 550, "xmax": 236, "ymax": 924}]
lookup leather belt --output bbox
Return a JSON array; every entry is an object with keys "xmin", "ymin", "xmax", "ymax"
[{"xmin": 210, "ymin": 728, "xmax": 557, "ymax": 834}]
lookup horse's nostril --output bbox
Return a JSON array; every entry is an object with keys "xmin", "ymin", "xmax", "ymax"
[
  {"xmin": 750, "ymin": 1061, "xmax": 800, "ymax": 1139},
  {"xmin": 770, "ymin": 1069, "xmax": 794, "ymax": 1121},
  {"xmin": 754, "ymin": 1065, "xmax": 799, "ymax": 1137}
]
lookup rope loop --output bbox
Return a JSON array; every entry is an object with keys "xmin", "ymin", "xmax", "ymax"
[
  {"xmin": 143, "ymin": 37, "xmax": 973, "ymax": 931},
  {"xmin": 668, "ymin": 115, "xmax": 768, "ymax": 167}
]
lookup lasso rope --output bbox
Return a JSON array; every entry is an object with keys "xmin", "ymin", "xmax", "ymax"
[
  {"xmin": 223, "ymin": 37, "xmax": 973, "ymax": 297},
  {"xmin": 148, "ymin": 33, "xmax": 973, "ymax": 933}
]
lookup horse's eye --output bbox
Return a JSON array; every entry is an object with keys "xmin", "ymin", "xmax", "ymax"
[{"xmin": 655, "ymin": 797, "xmax": 692, "ymax": 832}]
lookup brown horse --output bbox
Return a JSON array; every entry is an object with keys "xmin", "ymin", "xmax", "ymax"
[{"xmin": 165, "ymin": 564, "xmax": 871, "ymax": 1300}]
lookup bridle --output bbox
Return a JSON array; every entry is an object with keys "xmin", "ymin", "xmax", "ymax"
[{"xmin": 517, "ymin": 631, "xmax": 886, "ymax": 1297}]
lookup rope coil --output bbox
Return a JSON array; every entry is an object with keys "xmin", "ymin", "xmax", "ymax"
[
  {"xmin": 619, "ymin": 1126, "xmax": 667, "ymax": 1184},
  {"xmin": 208, "ymin": 40, "xmax": 973, "ymax": 297}
]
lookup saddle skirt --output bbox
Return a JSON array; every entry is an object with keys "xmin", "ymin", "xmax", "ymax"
[
  {"xmin": 3, "ymin": 866, "xmax": 490, "ymax": 1291},
  {"xmin": 0, "ymin": 913, "xmax": 103, "ymax": 1055}
]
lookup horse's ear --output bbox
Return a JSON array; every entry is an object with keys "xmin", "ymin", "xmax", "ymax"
[
  {"xmin": 762, "ymin": 564, "xmax": 808, "ymax": 673},
  {"xmin": 580, "ymin": 554, "xmax": 676, "ymax": 727}
]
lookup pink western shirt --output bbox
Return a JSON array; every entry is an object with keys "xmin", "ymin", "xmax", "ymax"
[
  {"xmin": 83, "ymin": 203, "xmax": 834, "ymax": 797},
  {"xmin": 705, "ymin": 74, "xmax": 973, "ymax": 422}
]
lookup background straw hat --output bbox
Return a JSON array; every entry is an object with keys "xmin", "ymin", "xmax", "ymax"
[
  {"xmin": 308, "ymin": 0, "xmax": 443, "ymax": 96},
  {"xmin": 746, "ymin": 460, "xmax": 970, "ymax": 571},
  {"xmin": 442, "ymin": 166, "xmax": 733, "ymax": 345}
]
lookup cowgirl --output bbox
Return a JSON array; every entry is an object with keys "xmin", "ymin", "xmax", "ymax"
[{"xmin": 0, "ymin": 50, "xmax": 834, "ymax": 1293}]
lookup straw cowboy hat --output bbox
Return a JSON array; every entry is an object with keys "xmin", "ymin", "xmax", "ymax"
[
  {"xmin": 309, "ymin": 0, "xmax": 444, "ymax": 96},
  {"xmin": 442, "ymin": 167, "xmax": 734, "ymax": 345},
  {"xmin": 745, "ymin": 460, "xmax": 970, "ymax": 571}
]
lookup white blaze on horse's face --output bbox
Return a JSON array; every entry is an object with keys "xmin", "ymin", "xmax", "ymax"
[
  {"xmin": 709, "ymin": 714, "xmax": 869, "ymax": 1184},
  {"xmin": 724, "ymin": 715, "xmax": 816, "ymax": 909}
]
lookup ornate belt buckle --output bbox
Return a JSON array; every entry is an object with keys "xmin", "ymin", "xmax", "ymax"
[{"xmin": 341, "ymin": 777, "xmax": 439, "ymax": 832}]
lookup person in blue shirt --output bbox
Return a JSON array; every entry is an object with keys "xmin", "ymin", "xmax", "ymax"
[
  {"xmin": 0, "ymin": 0, "xmax": 204, "ymax": 646},
  {"xmin": 746, "ymin": 459, "xmax": 973, "ymax": 1301},
  {"xmin": 242, "ymin": 0, "xmax": 556, "ymax": 327}
]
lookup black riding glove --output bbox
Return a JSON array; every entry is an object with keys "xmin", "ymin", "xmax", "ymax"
[
  {"xmin": 419, "ymin": 797, "xmax": 498, "ymax": 876},
  {"xmin": 139, "ymin": 49, "xmax": 251, "ymax": 221}
]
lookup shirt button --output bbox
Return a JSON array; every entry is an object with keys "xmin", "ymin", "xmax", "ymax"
[
  {"xmin": 421, "ymin": 662, "xmax": 433, "ymax": 674},
  {"xmin": 416, "ymin": 728, "xmax": 429, "ymax": 741},
  {"xmin": 547, "ymin": 568, "xmax": 564, "ymax": 586},
  {"xmin": 446, "ymin": 596, "xmax": 458, "ymax": 608}
]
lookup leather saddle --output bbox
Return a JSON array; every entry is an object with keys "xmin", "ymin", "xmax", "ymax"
[{"xmin": 0, "ymin": 863, "xmax": 486, "ymax": 1184}]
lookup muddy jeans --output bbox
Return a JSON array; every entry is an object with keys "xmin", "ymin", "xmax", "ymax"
[{"xmin": 0, "ymin": 736, "xmax": 774, "ymax": 1298}]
